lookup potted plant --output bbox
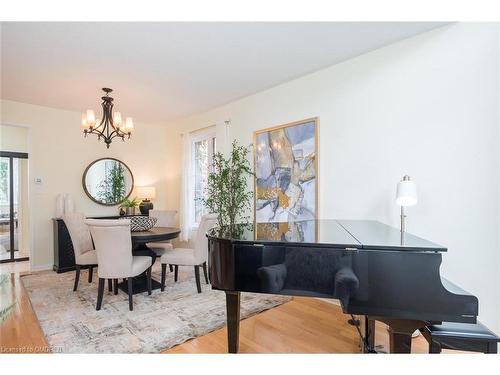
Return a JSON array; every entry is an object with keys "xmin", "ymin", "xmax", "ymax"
[
  {"xmin": 201, "ymin": 140, "xmax": 253, "ymax": 236},
  {"xmin": 119, "ymin": 197, "xmax": 141, "ymax": 216}
]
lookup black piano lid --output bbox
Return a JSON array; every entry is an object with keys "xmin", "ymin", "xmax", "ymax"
[
  {"xmin": 338, "ymin": 220, "xmax": 447, "ymax": 252},
  {"xmin": 207, "ymin": 219, "xmax": 447, "ymax": 253}
]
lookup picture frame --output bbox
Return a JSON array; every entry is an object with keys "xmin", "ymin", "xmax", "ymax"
[{"xmin": 253, "ymin": 117, "xmax": 319, "ymax": 225}]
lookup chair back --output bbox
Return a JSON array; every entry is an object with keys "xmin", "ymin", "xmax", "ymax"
[
  {"xmin": 62, "ymin": 212, "xmax": 93, "ymax": 262},
  {"xmin": 149, "ymin": 210, "xmax": 177, "ymax": 227},
  {"xmin": 85, "ymin": 219, "xmax": 133, "ymax": 279},
  {"xmin": 194, "ymin": 214, "xmax": 218, "ymax": 264}
]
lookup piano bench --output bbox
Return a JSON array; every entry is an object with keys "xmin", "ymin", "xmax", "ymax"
[{"xmin": 420, "ymin": 322, "xmax": 500, "ymax": 354}]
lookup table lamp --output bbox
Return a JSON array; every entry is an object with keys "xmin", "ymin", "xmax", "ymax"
[
  {"xmin": 136, "ymin": 186, "xmax": 156, "ymax": 215},
  {"xmin": 396, "ymin": 175, "xmax": 417, "ymax": 245}
]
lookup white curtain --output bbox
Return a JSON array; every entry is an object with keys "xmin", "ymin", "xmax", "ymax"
[
  {"xmin": 179, "ymin": 132, "xmax": 193, "ymax": 241},
  {"xmin": 179, "ymin": 123, "xmax": 226, "ymax": 242},
  {"xmin": 215, "ymin": 120, "xmax": 229, "ymax": 155}
]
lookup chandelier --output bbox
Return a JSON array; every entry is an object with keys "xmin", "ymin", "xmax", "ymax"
[{"xmin": 80, "ymin": 88, "xmax": 134, "ymax": 148}]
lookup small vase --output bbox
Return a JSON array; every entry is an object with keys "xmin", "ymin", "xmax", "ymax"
[
  {"xmin": 55, "ymin": 194, "xmax": 64, "ymax": 218},
  {"xmin": 125, "ymin": 207, "xmax": 135, "ymax": 216},
  {"xmin": 63, "ymin": 194, "xmax": 75, "ymax": 214}
]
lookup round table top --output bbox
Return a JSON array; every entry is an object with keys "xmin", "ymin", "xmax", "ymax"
[{"xmin": 131, "ymin": 226, "xmax": 181, "ymax": 244}]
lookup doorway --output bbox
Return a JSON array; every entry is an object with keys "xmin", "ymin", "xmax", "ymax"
[{"xmin": 0, "ymin": 151, "xmax": 29, "ymax": 263}]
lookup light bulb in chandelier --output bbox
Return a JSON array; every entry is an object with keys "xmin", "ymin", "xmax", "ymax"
[
  {"xmin": 81, "ymin": 113, "xmax": 90, "ymax": 130},
  {"xmin": 85, "ymin": 109, "xmax": 96, "ymax": 128},
  {"xmin": 125, "ymin": 117, "xmax": 134, "ymax": 133},
  {"xmin": 113, "ymin": 112, "xmax": 123, "ymax": 129},
  {"xmin": 79, "ymin": 88, "xmax": 135, "ymax": 148}
]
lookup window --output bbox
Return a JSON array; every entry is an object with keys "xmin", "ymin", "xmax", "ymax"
[
  {"xmin": 190, "ymin": 128, "xmax": 216, "ymax": 227},
  {"xmin": 0, "ymin": 157, "xmax": 19, "ymax": 206}
]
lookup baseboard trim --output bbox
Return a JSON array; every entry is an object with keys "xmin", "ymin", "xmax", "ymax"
[{"xmin": 30, "ymin": 263, "xmax": 53, "ymax": 272}]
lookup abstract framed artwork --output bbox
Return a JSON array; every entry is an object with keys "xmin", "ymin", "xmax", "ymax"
[{"xmin": 253, "ymin": 117, "xmax": 319, "ymax": 226}]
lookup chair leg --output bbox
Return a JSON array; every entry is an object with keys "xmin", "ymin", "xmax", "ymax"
[
  {"xmin": 161, "ymin": 264, "xmax": 167, "ymax": 292},
  {"xmin": 88, "ymin": 266, "xmax": 93, "ymax": 283},
  {"xmin": 73, "ymin": 265, "xmax": 81, "ymax": 291},
  {"xmin": 174, "ymin": 265, "xmax": 179, "ymax": 282},
  {"xmin": 108, "ymin": 279, "xmax": 112, "ymax": 292},
  {"xmin": 96, "ymin": 278, "xmax": 105, "ymax": 310},
  {"xmin": 127, "ymin": 277, "xmax": 134, "ymax": 311},
  {"xmin": 147, "ymin": 266, "xmax": 152, "ymax": 295},
  {"xmin": 113, "ymin": 279, "xmax": 118, "ymax": 295},
  {"xmin": 194, "ymin": 265, "xmax": 202, "ymax": 293},
  {"xmin": 202, "ymin": 262, "xmax": 209, "ymax": 284},
  {"xmin": 169, "ymin": 264, "xmax": 173, "ymax": 272}
]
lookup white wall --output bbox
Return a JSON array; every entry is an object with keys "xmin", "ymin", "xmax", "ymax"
[
  {"xmin": 166, "ymin": 23, "xmax": 500, "ymax": 333},
  {"xmin": 0, "ymin": 124, "xmax": 28, "ymax": 152},
  {"xmin": 0, "ymin": 100, "xmax": 179, "ymax": 269}
]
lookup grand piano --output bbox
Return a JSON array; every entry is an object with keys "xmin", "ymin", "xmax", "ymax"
[{"xmin": 207, "ymin": 219, "xmax": 479, "ymax": 353}]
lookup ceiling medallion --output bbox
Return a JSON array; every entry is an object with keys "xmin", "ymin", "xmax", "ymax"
[{"xmin": 80, "ymin": 88, "xmax": 134, "ymax": 148}]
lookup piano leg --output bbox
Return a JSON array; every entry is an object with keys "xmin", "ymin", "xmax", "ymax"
[
  {"xmin": 365, "ymin": 317, "xmax": 375, "ymax": 351},
  {"xmin": 225, "ymin": 291, "xmax": 241, "ymax": 353}
]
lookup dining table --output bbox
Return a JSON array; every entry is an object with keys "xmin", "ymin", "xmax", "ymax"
[{"xmin": 117, "ymin": 226, "xmax": 181, "ymax": 295}]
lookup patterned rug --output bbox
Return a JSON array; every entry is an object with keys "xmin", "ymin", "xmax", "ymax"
[{"xmin": 22, "ymin": 265, "xmax": 291, "ymax": 353}]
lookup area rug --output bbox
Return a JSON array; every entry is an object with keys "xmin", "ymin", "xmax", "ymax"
[{"xmin": 22, "ymin": 265, "xmax": 291, "ymax": 353}]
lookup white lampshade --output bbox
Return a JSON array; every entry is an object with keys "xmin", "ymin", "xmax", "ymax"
[
  {"xmin": 396, "ymin": 176, "xmax": 418, "ymax": 207},
  {"xmin": 136, "ymin": 186, "xmax": 156, "ymax": 200},
  {"xmin": 125, "ymin": 117, "xmax": 134, "ymax": 132},
  {"xmin": 113, "ymin": 111, "xmax": 122, "ymax": 127},
  {"xmin": 86, "ymin": 109, "xmax": 96, "ymax": 126},
  {"xmin": 81, "ymin": 113, "xmax": 90, "ymax": 130}
]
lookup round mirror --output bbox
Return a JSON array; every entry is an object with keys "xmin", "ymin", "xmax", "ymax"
[{"xmin": 82, "ymin": 158, "xmax": 134, "ymax": 206}]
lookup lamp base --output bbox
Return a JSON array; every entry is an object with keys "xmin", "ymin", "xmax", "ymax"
[{"xmin": 139, "ymin": 200, "xmax": 153, "ymax": 215}]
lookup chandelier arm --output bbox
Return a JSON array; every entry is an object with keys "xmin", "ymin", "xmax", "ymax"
[
  {"xmin": 108, "ymin": 129, "xmax": 121, "ymax": 140},
  {"xmin": 88, "ymin": 127, "xmax": 106, "ymax": 138},
  {"xmin": 82, "ymin": 88, "xmax": 132, "ymax": 148}
]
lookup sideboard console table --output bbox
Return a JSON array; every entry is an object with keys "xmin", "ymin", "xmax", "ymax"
[{"xmin": 52, "ymin": 215, "xmax": 146, "ymax": 273}]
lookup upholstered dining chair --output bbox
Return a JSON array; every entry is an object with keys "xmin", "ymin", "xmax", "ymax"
[
  {"xmin": 85, "ymin": 219, "xmax": 153, "ymax": 311},
  {"xmin": 147, "ymin": 210, "xmax": 177, "ymax": 258},
  {"xmin": 62, "ymin": 212, "xmax": 97, "ymax": 292},
  {"xmin": 160, "ymin": 214, "xmax": 218, "ymax": 293}
]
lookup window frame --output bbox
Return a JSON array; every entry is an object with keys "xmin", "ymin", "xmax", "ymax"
[{"xmin": 188, "ymin": 126, "xmax": 216, "ymax": 230}]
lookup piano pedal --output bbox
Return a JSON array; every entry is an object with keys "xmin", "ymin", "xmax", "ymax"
[{"xmin": 348, "ymin": 318, "xmax": 360, "ymax": 326}]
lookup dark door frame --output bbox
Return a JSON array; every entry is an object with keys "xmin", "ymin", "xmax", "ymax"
[{"xmin": 0, "ymin": 151, "xmax": 29, "ymax": 264}]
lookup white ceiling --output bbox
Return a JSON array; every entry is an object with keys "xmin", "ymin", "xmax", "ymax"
[{"xmin": 1, "ymin": 22, "xmax": 446, "ymax": 124}]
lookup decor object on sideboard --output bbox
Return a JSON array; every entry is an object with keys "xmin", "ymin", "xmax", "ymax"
[
  {"xmin": 136, "ymin": 186, "xmax": 156, "ymax": 215},
  {"xmin": 201, "ymin": 140, "xmax": 253, "ymax": 234},
  {"xmin": 82, "ymin": 158, "xmax": 134, "ymax": 206},
  {"xmin": 80, "ymin": 88, "xmax": 134, "ymax": 148},
  {"xmin": 55, "ymin": 194, "xmax": 64, "ymax": 218},
  {"xmin": 55, "ymin": 193, "xmax": 75, "ymax": 218},
  {"xmin": 120, "ymin": 215, "xmax": 157, "ymax": 232},
  {"xmin": 253, "ymin": 118, "xmax": 318, "ymax": 226},
  {"xmin": 396, "ymin": 175, "xmax": 418, "ymax": 245},
  {"xmin": 63, "ymin": 193, "xmax": 75, "ymax": 214},
  {"xmin": 119, "ymin": 197, "xmax": 141, "ymax": 216}
]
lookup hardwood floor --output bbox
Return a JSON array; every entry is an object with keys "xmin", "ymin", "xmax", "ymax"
[
  {"xmin": 0, "ymin": 260, "xmax": 30, "ymax": 275},
  {"xmin": 165, "ymin": 297, "xmax": 432, "ymax": 354},
  {"xmin": 0, "ymin": 273, "xmax": 49, "ymax": 353},
  {"xmin": 1, "ymin": 271, "xmax": 441, "ymax": 354}
]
